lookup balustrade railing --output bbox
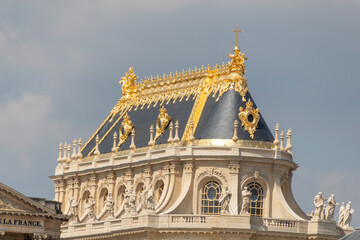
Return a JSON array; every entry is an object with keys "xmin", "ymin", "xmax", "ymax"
[
  {"xmin": 171, "ymin": 215, "xmax": 206, "ymax": 224},
  {"xmin": 263, "ymin": 218, "xmax": 297, "ymax": 228}
]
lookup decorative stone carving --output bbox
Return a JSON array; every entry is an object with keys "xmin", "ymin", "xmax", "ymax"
[
  {"xmin": 254, "ymin": 170, "xmax": 260, "ymax": 179},
  {"xmin": 228, "ymin": 163, "xmax": 240, "ymax": 174},
  {"xmin": 196, "ymin": 167, "xmax": 227, "ymax": 184},
  {"xmin": 219, "ymin": 187, "xmax": 232, "ymax": 214},
  {"xmin": 140, "ymin": 184, "xmax": 155, "ymax": 211},
  {"xmin": 84, "ymin": 195, "xmax": 96, "ymax": 222},
  {"xmin": 124, "ymin": 187, "xmax": 137, "ymax": 215},
  {"xmin": 338, "ymin": 202, "xmax": 345, "ymax": 226},
  {"xmin": 241, "ymin": 170, "xmax": 268, "ymax": 185},
  {"xmin": 312, "ymin": 192, "xmax": 326, "ymax": 220},
  {"xmin": 184, "ymin": 163, "xmax": 194, "ymax": 174},
  {"xmin": 115, "ymin": 176, "xmax": 126, "ymax": 190},
  {"xmin": 151, "ymin": 172, "xmax": 165, "ymax": 187},
  {"xmin": 324, "ymin": 194, "xmax": 339, "ymax": 221},
  {"xmin": 0, "ymin": 198, "xmax": 15, "ymax": 210},
  {"xmin": 240, "ymin": 187, "xmax": 251, "ymax": 215},
  {"xmin": 33, "ymin": 233, "xmax": 47, "ymax": 240},
  {"xmin": 339, "ymin": 201, "xmax": 354, "ymax": 229},
  {"xmin": 68, "ymin": 197, "xmax": 80, "ymax": 224},
  {"xmin": 105, "ymin": 193, "xmax": 115, "ymax": 218}
]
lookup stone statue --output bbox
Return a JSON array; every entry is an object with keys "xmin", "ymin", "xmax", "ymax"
[
  {"xmin": 84, "ymin": 195, "xmax": 96, "ymax": 222},
  {"xmin": 313, "ymin": 192, "xmax": 326, "ymax": 220},
  {"xmin": 141, "ymin": 184, "xmax": 155, "ymax": 211},
  {"xmin": 69, "ymin": 197, "xmax": 80, "ymax": 224},
  {"xmin": 104, "ymin": 193, "xmax": 114, "ymax": 217},
  {"xmin": 342, "ymin": 202, "xmax": 355, "ymax": 229},
  {"xmin": 219, "ymin": 187, "xmax": 232, "ymax": 214},
  {"xmin": 324, "ymin": 194, "xmax": 339, "ymax": 220},
  {"xmin": 338, "ymin": 202, "xmax": 346, "ymax": 227},
  {"xmin": 124, "ymin": 187, "xmax": 137, "ymax": 215},
  {"xmin": 240, "ymin": 187, "xmax": 251, "ymax": 215},
  {"xmin": 0, "ymin": 198, "xmax": 14, "ymax": 210}
]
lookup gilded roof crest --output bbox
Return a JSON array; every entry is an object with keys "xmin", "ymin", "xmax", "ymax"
[{"xmin": 119, "ymin": 67, "xmax": 138, "ymax": 99}]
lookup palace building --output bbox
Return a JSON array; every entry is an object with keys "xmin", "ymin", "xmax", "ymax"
[
  {"xmin": 0, "ymin": 182, "xmax": 66, "ymax": 240},
  {"xmin": 50, "ymin": 26, "xmax": 352, "ymax": 240}
]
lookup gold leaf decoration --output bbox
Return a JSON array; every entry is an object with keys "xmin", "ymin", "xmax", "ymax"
[
  {"xmin": 117, "ymin": 113, "xmax": 134, "ymax": 148},
  {"xmin": 238, "ymin": 99, "xmax": 260, "ymax": 139},
  {"xmin": 154, "ymin": 106, "xmax": 172, "ymax": 141}
]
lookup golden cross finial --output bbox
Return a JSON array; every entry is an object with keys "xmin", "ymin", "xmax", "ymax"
[{"xmin": 232, "ymin": 25, "xmax": 242, "ymax": 51}]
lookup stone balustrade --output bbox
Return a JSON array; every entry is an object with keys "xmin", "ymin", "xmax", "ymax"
[
  {"xmin": 263, "ymin": 218, "xmax": 297, "ymax": 228},
  {"xmin": 171, "ymin": 215, "xmax": 206, "ymax": 224},
  {"xmin": 61, "ymin": 214, "xmax": 313, "ymax": 239}
]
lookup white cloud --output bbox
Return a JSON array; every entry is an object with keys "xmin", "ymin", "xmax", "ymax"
[
  {"xmin": 0, "ymin": 28, "xmax": 50, "ymax": 69},
  {"xmin": 0, "ymin": 93, "xmax": 62, "ymax": 150}
]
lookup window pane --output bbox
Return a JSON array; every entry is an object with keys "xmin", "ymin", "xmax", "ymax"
[
  {"xmin": 247, "ymin": 182, "xmax": 264, "ymax": 217},
  {"xmin": 201, "ymin": 181, "xmax": 221, "ymax": 215}
]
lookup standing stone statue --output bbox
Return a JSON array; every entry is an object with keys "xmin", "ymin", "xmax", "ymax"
[
  {"xmin": 313, "ymin": 192, "xmax": 326, "ymax": 220},
  {"xmin": 240, "ymin": 187, "xmax": 251, "ymax": 215},
  {"xmin": 342, "ymin": 202, "xmax": 355, "ymax": 229},
  {"xmin": 338, "ymin": 202, "xmax": 346, "ymax": 226},
  {"xmin": 84, "ymin": 195, "xmax": 96, "ymax": 222},
  {"xmin": 324, "ymin": 194, "xmax": 339, "ymax": 220},
  {"xmin": 140, "ymin": 184, "xmax": 155, "ymax": 211},
  {"xmin": 104, "ymin": 193, "xmax": 115, "ymax": 217},
  {"xmin": 145, "ymin": 184, "xmax": 155, "ymax": 210},
  {"xmin": 124, "ymin": 187, "xmax": 137, "ymax": 215},
  {"xmin": 219, "ymin": 187, "xmax": 232, "ymax": 214},
  {"xmin": 69, "ymin": 197, "xmax": 80, "ymax": 224}
]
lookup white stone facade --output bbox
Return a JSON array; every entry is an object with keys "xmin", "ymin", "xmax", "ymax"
[{"xmin": 51, "ymin": 139, "xmax": 345, "ymax": 240}]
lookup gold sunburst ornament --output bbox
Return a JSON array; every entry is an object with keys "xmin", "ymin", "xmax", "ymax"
[
  {"xmin": 238, "ymin": 99, "xmax": 260, "ymax": 139},
  {"xmin": 117, "ymin": 113, "xmax": 134, "ymax": 148},
  {"xmin": 155, "ymin": 106, "xmax": 172, "ymax": 141}
]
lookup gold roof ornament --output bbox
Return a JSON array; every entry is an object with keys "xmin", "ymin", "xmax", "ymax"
[
  {"xmin": 238, "ymin": 99, "xmax": 260, "ymax": 139},
  {"xmin": 226, "ymin": 25, "xmax": 248, "ymax": 101},
  {"xmin": 155, "ymin": 106, "xmax": 172, "ymax": 141},
  {"xmin": 80, "ymin": 26, "xmax": 275, "ymax": 157},
  {"xmin": 119, "ymin": 67, "xmax": 138, "ymax": 99},
  {"xmin": 117, "ymin": 113, "xmax": 134, "ymax": 148}
]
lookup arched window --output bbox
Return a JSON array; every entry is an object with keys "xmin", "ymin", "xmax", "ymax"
[
  {"xmin": 247, "ymin": 182, "xmax": 264, "ymax": 217},
  {"xmin": 201, "ymin": 181, "xmax": 222, "ymax": 215},
  {"xmin": 154, "ymin": 180, "xmax": 164, "ymax": 203},
  {"xmin": 117, "ymin": 185, "xmax": 126, "ymax": 208},
  {"xmin": 136, "ymin": 182, "xmax": 144, "ymax": 206}
]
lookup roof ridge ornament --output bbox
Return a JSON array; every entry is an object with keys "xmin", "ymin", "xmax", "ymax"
[
  {"xmin": 120, "ymin": 67, "xmax": 138, "ymax": 99},
  {"xmin": 228, "ymin": 26, "xmax": 247, "ymax": 76},
  {"xmin": 232, "ymin": 25, "xmax": 242, "ymax": 52}
]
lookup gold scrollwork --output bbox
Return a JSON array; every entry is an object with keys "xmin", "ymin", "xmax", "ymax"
[
  {"xmin": 117, "ymin": 113, "xmax": 134, "ymax": 148},
  {"xmin": 238, "ymin": 99, "xmax": 260, "ymax": 139},
  {"xmin": 155, "ymin": 106, "xmax": 172, "ymax": 141}
]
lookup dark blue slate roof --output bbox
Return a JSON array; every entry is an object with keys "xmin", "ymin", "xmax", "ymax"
[{"xmin": 81, "ymin": 89, "xmax": 274, "ymax": 156}]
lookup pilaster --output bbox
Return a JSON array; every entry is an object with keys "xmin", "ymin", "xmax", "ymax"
[{"xmin": 228, "ymin": 161, "xmax": 240, "ymax": 215}]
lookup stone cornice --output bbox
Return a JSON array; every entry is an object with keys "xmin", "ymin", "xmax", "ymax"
[{"xmin": 52, "ymin": 145, "xmax": 295, "ymax": 179}]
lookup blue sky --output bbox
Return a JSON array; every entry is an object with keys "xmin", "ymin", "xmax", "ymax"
[{"xmin": 0, "ymin": 0, "xmax": 359, "ymax": 227}]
